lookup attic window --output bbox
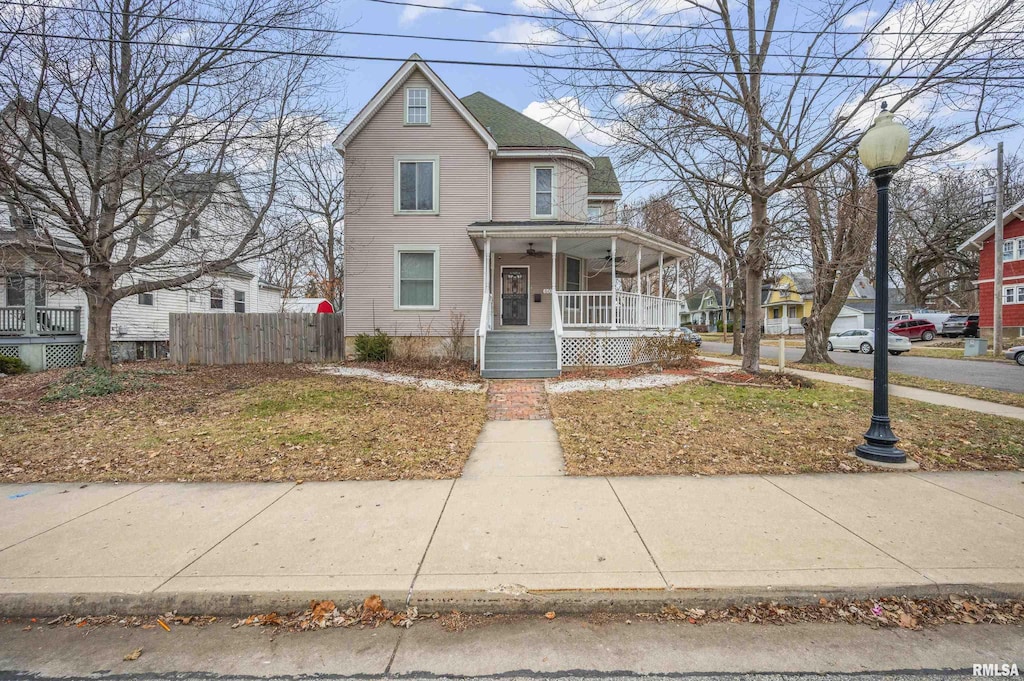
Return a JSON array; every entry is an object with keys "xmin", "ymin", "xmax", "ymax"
[{"xmin": 405, "ymin": 87, "xmax": 430, "ymax": 125}]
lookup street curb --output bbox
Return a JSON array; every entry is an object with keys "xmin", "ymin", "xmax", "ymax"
[{"xmin": 3, "ymin": 583, "xmax": 1023, "ymax": 617}]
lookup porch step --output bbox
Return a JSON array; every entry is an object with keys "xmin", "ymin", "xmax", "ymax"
[
  {"xmin": 481, "ymin": 368, "xmax": 561, "ymax": 379},
  {"xmin": 482, "ymin": 330, "xmax": 560, "ymax": 379}
]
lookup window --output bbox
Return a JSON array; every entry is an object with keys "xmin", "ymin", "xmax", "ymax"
[
  {"xmin": 1003, "ymin": 240, "xmax": 1015, "ymax": 261},
  {"xmin": 405, "ymin": 87, "xmax": 430, "ymax": 125},
  {"xmin": 1005, "ymin": 286, "xmax": 1024, "ymax": 304},
  {"xmin": 565, "ymin": 256, "xmax": 582, "ymax": 292},
  {"xmin": 532, "ymin": 165, "xmax": 555, "ymax": 218},
  {"xmin": 587, "ymin": 205, "xmax": 602, "ymax": 223},
  {"xmin": 210, "ymin": 287, "xmax": 223, "ymax": 310},
  {"xmin": 138, "ymin": 292, "xmax": 154, "ymax": 306},
  {"xmin": 394, "ymin": 156, "xmax": 439, "ymax": 214},
  {"xmin": 1018, "ymin": 238, "xmax": 1024, "ymax": 260},
  {"xmin": 189, "ymin": 223, "xmax": 200, "ymax": 239},
  {"xmin": 234, "ymin": 290, "xmax": 246, "ymax": 313},
  {"xmin": 5, "ymin": 274, "xmax": 46, "ymax": 307},
  {"xmin": 394, "ymin": 246, "xmax": 439, "ymax": 310}
]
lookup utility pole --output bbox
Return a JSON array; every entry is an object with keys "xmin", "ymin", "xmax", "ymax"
[{"xmin": 993, "ymin": 142, "xmax": 1004, "ymax": 356}]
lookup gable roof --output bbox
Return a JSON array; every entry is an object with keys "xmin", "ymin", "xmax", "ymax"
[
  {"xmin": 334, "ymin": 55, "xmax": 497, "ymax": 154},
  {"xmin": 588, "ymin": 156, "xmax": 621, "ymax": 196},
  {"xmin": 461, "ymin": 92, "xmax": 581, "ymax": 153},
  {"xmin": 958, "ymin": 195, "xmax": 1024, "ymax": 252}
]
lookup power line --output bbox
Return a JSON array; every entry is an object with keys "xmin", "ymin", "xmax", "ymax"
[
  {"xmin": 6, "ymin": 30, "xmax": 1024, "ymax": 81},
  {"xmin": 364, "ymin": 0, "xmax": 1024, "ymax": 38},
  {"xmin": 2, "ymin": 0, "xmax": 1016, "ymax": 63}
]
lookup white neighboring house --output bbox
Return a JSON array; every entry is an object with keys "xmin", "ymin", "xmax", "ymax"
[{"xmin": 0, "ymin": 104, "xmax": 283, "ymax": 368}]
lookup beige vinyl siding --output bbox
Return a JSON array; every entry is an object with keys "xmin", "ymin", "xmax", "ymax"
[
  {"xmin": 491, "ymin": 157, "xmax": 591, "ymax": 222},
  {"xmin": 343, "ymin": 71, "xmax": 491, "ymax": 337}
]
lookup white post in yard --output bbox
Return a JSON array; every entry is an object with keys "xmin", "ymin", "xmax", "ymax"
[
  {"xmin": 610, "ymin": 237, "xmax": 618, "ymax": 330},
  {"xmin": 779, "ymin": 336, "xmax": 786, "ymax": 372},
  {"xmin": 658, "ymin": 251, "xmax": 665, "ymax": 329},
  {"xmin": 550, "ymin": 236, "xmax": 557, "ymax": 330},
  {"xmin": 483, "ymin": 237, "xmax": 491, "ymax": 295}
]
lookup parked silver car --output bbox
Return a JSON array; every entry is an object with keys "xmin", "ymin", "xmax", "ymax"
[{"xmin": 1005, "ymin": 345, "xmax": 1024, "ymax": 366}]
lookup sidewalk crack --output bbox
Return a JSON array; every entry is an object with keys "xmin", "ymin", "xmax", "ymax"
[
  {"xmin": 605, "ymin": 477, "xmax": 669, "ymax": 589},
  {"xmin": 150, "ymin": 483, "xmax": 297, "ymax": 594},
  {"xmin": 0, "ymin": 483, "xmax": 152, "ymax": 554},
  {"xmin": 405, "ymin": 478, "xmax": 456, "ymax": 607},
  {"xmin": 908, "ymin": 473, "xmax": 1024, "ymax": 521},
  {"xmin": 760, "ymin": 475, "xmax": 940, "ymax": 592}
]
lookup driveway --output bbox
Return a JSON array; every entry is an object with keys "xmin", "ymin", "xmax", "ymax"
[{"xmin": 701, "ymin": 341, "xmax": 1024, "ymax": 394}]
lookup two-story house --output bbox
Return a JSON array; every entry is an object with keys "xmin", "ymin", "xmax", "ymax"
[
  {"xmin": 959, "ymin": 196, "xmax": 1024, "ymax": 340},
  {"xmin": 334, "ymin": 55, "xmax": 694, "ymax": 377},
  {"xmin": 0, "ymin": 103, "xmax": 282, "ymax": 370}
]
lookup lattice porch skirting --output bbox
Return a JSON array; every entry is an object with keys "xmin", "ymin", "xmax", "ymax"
[{"xmin": 560, "ymin": 330, "xmax": 679, "ymax": 367}]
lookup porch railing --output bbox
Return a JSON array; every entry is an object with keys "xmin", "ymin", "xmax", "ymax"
[
  {"xmin": 556, "ymin": 291, "xmax": 681, "ymax": 330},
  {"xmin": 474, "ymin": 292, "xmax": 493, "ymax": 370},
  {"xmin": 0, "ymin": 306, "xmax": 82, "ymax": 336}
]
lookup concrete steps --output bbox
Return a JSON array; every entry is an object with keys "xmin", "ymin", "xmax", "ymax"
[{"xmin": 482, "ymin": 330, "xmax": 559, "ymax": 379}]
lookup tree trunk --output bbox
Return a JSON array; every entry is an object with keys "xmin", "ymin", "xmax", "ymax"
[
  {"xmin": 741, "ymin": 196, "xmax": 769, "ymax": 373},
  {"xmin": 798, "ymin": 313, "xmax": 833, "ymax": 364},
  {"xmin": 83, "ymin": 292, "xmax": 114, "ymax": 369},
  {"xmin": 730, "ymin": 273, "xmax": 743, "ymax": 355}
]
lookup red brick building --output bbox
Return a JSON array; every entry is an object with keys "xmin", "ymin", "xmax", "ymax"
[{"xmin": 959, "ymin": 197, "xmax": 1024, "ymax": 339}]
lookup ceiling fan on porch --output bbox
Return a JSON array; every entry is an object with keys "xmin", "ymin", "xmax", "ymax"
[
  {"xmin": 524, "ymin": 242, "xmax": 549, "ymax": 258},
  {"xmin": 604, "ymin": 249, "xmax": 624, "ymax": 264}
]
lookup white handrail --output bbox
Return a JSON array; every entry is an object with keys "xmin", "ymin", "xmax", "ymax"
[
  {"xmin": 551, "ymin": 290, "xmax": 564, "ymax": 370},
  {"xmin": 555, "ymin": 291, "xmax": 681, "ymax": 330},
  {"xmin": 476, "ymin": 291, "xmax": 492, "ymax": 371}
]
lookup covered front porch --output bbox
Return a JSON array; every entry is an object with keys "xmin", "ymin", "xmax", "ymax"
[{"xmin": 468, "ymin": 223, "xmax": 694, "ymax": 373}]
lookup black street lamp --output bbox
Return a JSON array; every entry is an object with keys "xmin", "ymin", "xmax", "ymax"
[{"xmin": 855, "ymin": 102, "xmax": 910, "ymax": 465}]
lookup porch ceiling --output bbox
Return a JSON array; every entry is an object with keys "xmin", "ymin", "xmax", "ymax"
[{"xmin": 467, "ymin": 222, "xmax": 694, "ymax": 275}]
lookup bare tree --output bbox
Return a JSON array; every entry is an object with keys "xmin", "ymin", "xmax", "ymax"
[
  {"xmin": 794, "ymin": 158, "xmax": 877, "ymax": 363},
  {"xmin": 0, "ymin": 0, "xmax": 330, "ymax": 367},
  {"xmin": 282, "ymin": 134, "xmax": 347, "ymax": 309},
  {"xmin": 528, "ymin": 0, "xmax": 1024, "ymax": 372},
  {"xmin": 888, "ymin": 158, "xmax": 1024, "ymax": 310}
]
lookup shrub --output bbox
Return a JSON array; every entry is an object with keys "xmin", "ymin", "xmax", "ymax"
[
  {"xmin": 637, "ymin": 331, "xmax": 700, "ymax": 369},
  {"xmin": 42, "ymin": 367, "xmax": 155, "ymax": 402},
  {"xmin": 354, "ymin": 329, "xmax": 393, "ymax": 362},
  {"xmin": 0, "ymin": 355, "xmax": 30, "ymax": 375}
]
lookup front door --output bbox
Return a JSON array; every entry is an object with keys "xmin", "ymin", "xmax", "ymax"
[{"xmin": 501, "ymin": 267, "xmax": 529, "ymax": 326}]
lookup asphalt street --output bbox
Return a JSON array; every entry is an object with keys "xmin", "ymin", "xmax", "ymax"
[
  {"xmin": 701, "ymin": 341, "xmax": 1024, "ymax": 393},
  {"xmin": 2, "ymin": 617, "xmax": 1020, "ymax": 680}
]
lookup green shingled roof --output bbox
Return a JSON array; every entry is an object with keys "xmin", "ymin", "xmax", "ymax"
[
  {"xmin": 588, "ymin": 156, "xmax": 621, "ymax": 196},
  {"xmin": 461, "ymin": 92, "xmax": 582, "ymax": 153}
]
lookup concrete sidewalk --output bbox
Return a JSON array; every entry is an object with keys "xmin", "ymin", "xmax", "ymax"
[
  {"xmin": 707, "ymin": 356, "xmax": 1024, "ymax": 420},
  {"xmin": 2, "ymin": 471, "xmax": 1022, "ymax": 615}
]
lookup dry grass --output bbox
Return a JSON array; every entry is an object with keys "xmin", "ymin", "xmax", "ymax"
[
  {"xmin": 702, "ymin": 351, "xmax": 1024, "ymax": 410},
  {"xmin": 0, "ymin": 364, "xmax": 486, "ymax": 482},
  {"xmin": 549, "ymin": 379, "xmax": 1024, "ymax": 476}
]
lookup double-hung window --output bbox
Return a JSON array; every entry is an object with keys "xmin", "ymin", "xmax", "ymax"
[
  {"xmin": 394, "ymin": 246, "xmax": 439, "ymax": 310},
  {"xmin": 532, "ymin": 165, "xmax": 555, "ymax": 218},
  {"xmin": 138, "ymin": 292, "xmax": 154, "ymax": 306},
  {"xmin": 1005, "ymin": 285, "xmax": 1024, "ymax": 304},
  {"xmin": 210, "ymin": 287, "xmax": 224, "ymax": 310},
  {"xmin": 5, "ymin": 274, "xmax": 46, "ymax": 307},
  {"xmin": 1004, "ymin": 240, "xmax": 1015, "ymax": 261},
  {"xmin": 234, "ymin": 290, "xmax": 246, "ymax": 313},
  {"xmin": 395, "ymin": 155, "xmax": 439, "ymax": 214},
  {"xmin": 405, "ymin": 87, "xmax": 430, "ymax": 125},
  {"xmin": 587, "ymin": 205, "xmax": 602, "ymax": 223}
]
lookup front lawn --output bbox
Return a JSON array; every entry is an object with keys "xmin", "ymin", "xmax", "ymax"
[
  {"xmin": 549, "ymin": 379, "xmax": 1024, "ymax": 476},
  {"xmin": 0, "ymin": 364, "xmax": 486, "ymax": 482}
]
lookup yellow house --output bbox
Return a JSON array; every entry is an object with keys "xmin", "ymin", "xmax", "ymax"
[{"xmin": 762, "ymin": 273, "xmax": 812, "ymax": 334}]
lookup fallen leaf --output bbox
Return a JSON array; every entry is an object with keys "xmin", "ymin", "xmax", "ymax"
[
  {"xmin": 544, "ymin": 611, "xmax": 556, "ymax": 620},
  {"xmin": 123, "ymin": 648, "xmax": 143, "ymax": 661}
]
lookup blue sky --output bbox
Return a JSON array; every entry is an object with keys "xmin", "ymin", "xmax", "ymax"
[{"xmin": 332, "ymin": 1, "xmax": 553, "ymax": 140}]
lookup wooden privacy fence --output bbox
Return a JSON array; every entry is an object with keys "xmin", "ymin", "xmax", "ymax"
[{"xmin": 169, "ymin": 313, "xmax": 345, "ymax": 365}]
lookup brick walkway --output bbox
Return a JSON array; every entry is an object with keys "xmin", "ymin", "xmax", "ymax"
[{"xmin": 485, "ymin": 380, "xmax": 551, "ymax": 420}]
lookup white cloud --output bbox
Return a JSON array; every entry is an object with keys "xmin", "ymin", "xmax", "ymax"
[
  {"xmin": 841, "ymin": 9, "xmax": 879, "ymax": 29},
  {"xmin": 521, "ymin": 97, "xmax": 616, "ymax": 146},
  {"xmin": 398, "ymin": 0, "xmax": 480, "ymax": 25},
  {"xmin": 486, "ymin": 21, "xmax": 559, "ymax": 51}
]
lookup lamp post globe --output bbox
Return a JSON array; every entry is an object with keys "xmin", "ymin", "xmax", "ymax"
[{"xmin": 856, "ymin": 102, "xmax": 910, "ymax": 465}]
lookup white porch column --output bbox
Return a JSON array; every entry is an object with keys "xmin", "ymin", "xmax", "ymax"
[
  {"xmin": 610, "ymin": 236, "xmax": 617, "ymax": 330},
  {"xmin": 23, "ymin": 257, "xmax": 37, "ymax": 337},
  {"xmin": 550, "ymin": 236, "xmax": 557, "ymax": 330},
  {"xmin": 635, "ymin": 244, "xmax": 642, "ymax": 328},
  {"xmin": 658, "ymin": 251, "xmax": 664, "ymax": 329},
  {"xmin": 483, "ymin": 237, "xmax": 491, "ymax": 295},
  {"xmin": 675, "ymin": 259, "xmax": 681, "ymax": 328}
]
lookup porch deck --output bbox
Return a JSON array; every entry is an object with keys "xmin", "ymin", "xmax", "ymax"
[{"xmin": 0, "ymin": 306, "xmax": 82, "ymax": 337}]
